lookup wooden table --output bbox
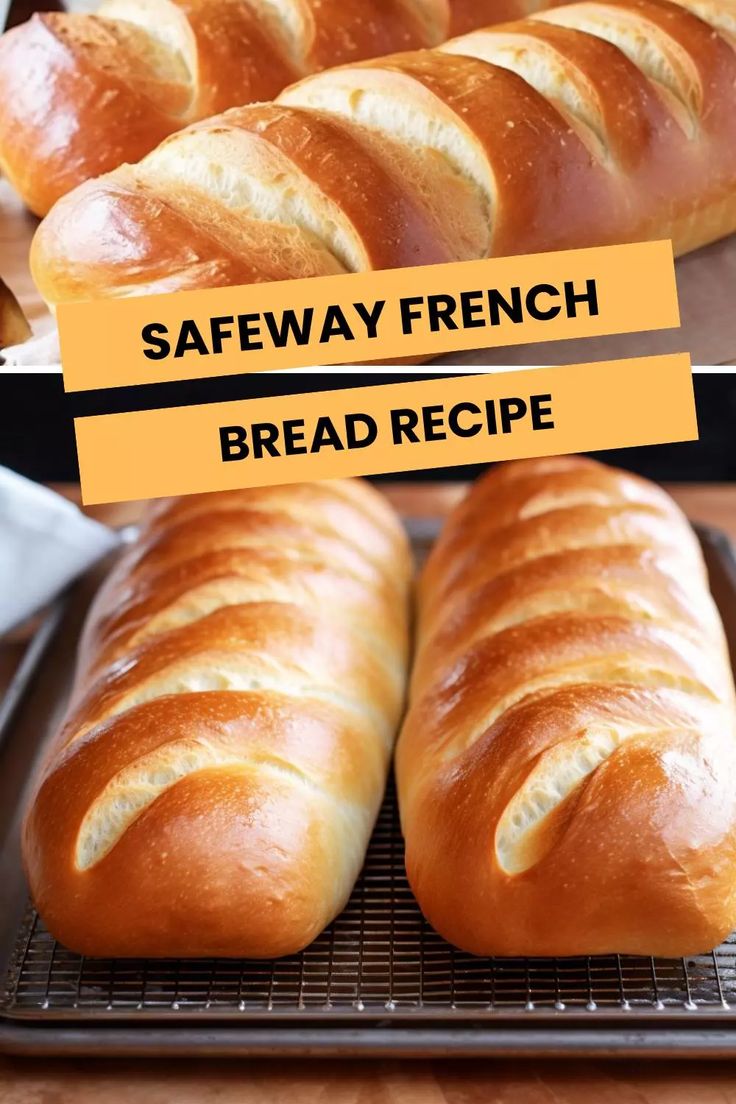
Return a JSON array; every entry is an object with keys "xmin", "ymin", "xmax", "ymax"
[{"xmin": 2, "ymin": 481, "xmax": 736, "ymax": 1100}]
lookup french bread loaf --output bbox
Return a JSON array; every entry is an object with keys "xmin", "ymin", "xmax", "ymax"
[
  {"xmin": 30, "ymin": 0, "xmax": 736, "ymax": 310},
  {"xmin": 0, "ymin": 0, "xmax": 552, "ymax": 216},
  {"xmin": 23, "ymin": 479, "xmax": 412, "ymax": 958},
  {"xmin": 396, "ymin": 457, "xmax": 736, "ymax": 958}
]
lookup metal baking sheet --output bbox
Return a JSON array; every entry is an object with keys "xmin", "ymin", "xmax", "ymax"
[{"xmin": 3, "ymin": 520, "xmax": 736, "ymax": 1057}]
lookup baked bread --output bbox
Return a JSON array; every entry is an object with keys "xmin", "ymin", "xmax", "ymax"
[
  {"xmin": 0, "ymin": 278, "xmax": 31, "ymax": 350},
  {"xmin": 30, "ymin": 0, "xmax": 736, "ymax": 309},
  {"xmin": 23, "ymin": 479, "xmax": 412, "ymax": 958},
  {"xmin": 0, "ymin": 0, "xmax": 551, "ymax": 217},
  {"xmin": 396, "ymin": 457, "xmax": 736, "ymax": 958}
]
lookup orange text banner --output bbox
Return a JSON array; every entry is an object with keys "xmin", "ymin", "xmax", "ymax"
[
  {"xmin": 75, "ymin": 355, "xmax": 696, "ymax": 505},
  {"xmin": 60, "ymin": 241, "xmax": 680, "ymax": 391}
]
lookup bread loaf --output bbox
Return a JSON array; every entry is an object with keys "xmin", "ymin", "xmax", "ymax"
[
  {"xmin": 30, "ymin": 0, "xmax": 736, "ymax": 309},
  {"xmin": 23, "ymin": 479, "xmax": 412, "ymax": 958},
  {"xmin": 396, "ymin": 457, "xmax": 736, "ymax": 957},
  {"xmin": 0, "ymin": 0, "xmax": 551, "ymax": 216},
  {"xmin": 0, "ymin": 278, "xmax": 31, "ymax": 350}
]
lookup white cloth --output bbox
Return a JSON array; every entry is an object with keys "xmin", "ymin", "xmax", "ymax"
[{"xmin": 0, "ymin": 467, "xmax": 120, "ymax": 633}]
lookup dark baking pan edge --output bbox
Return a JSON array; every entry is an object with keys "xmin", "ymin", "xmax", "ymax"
[{"xmin": 5, "ymin": 1020, "xmax": 736, "ymax": 1059}]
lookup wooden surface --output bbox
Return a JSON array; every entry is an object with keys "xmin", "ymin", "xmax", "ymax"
[
  {"xmin": 2, "ymin": 481, "xmax": 736, "ymax": 1098},
  {"xmin": 2, "ymin": 1057, "xmax": 736, "ymax": 1102}
]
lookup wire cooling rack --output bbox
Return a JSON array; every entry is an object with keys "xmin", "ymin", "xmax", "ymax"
[
  {"xmin": 5, "ymin": 778, "xmax": 736, "ymax": 1022},
  {"xmin": 5, "ymin": 520, "xmax": 736, "ymax": 1060}
]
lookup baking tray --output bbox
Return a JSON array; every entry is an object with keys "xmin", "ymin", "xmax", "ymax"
[{"xmin": 3, "ymin": 520, "xmax": 736, "ymax": 1057}]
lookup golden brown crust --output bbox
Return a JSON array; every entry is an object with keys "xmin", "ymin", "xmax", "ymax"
[
  {"xmin": 0, "ymin": 0, "xmax": 537, "ymax": 215},
  {"xmin": 30, "ymin": 0, "xmax": 736, "ymax": 307},
  {"xmin": 27, "ymin": 693, "xmax": 388, "ymax": 957},
  {"xmin": 450, "ymin": 0, "xmax": 551, "ymax": 31},
  {"xmin": 344, "ymin": 50, "xmax": 616, "ymax": 255},
  {"xmin": 396, "ymin": 457, "xmax": 736, "ymax": 957},
  {"xmin": 0, "ymin": 278, "xmax": 31, "ymax": 349},
  {"xmin": 190, "ymin": 104, "xmax": 457, "ymax": 269},
  {"xmin": 30, "ymin": 165, "xmax": 345, "ymax": 306},
  {"xmin": 0, "ymin": 13, "xmax": 189, "ymax": 218},
  {"xmin": 23, "ymin": 480, "xmax": 411, "ymax": 958}
]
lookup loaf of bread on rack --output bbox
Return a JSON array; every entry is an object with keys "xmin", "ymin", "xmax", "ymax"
[
  {"xmin": 29, "ymin": 0, "xmax": 736, "ymax": 308},
  {"xmin": 396, "ymin": 457, "xmax": 736, "ymax": 958},
  {"xmin": 0, "ymin": 0, "xmax": 551, "ymax": 216},
  {"xmin": 22, "ymin": 480, "xmax": 412, "ymax": 958}
]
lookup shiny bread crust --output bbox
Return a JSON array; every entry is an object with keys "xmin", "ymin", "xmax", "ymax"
[
  {"xmin": 396, "ymin": 457, "xmax": 736, "ymax": 957},
  {"xmin": 23, "ymin": 479, "xmax": 412, "ymax": 958},
  {"xmin": 0, "ymin": 0, "xmax": 544, "ymax": 215},
  {"xmin": 29, "ymin": 0, "xmax": 736, "ymax": 307}
]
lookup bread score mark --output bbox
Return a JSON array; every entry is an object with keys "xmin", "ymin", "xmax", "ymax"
[
  {"xmin": 66, "ymin": 654, "xmax": 391, "ymax": 751},
  {"xmin": 74, "ymin": 739, "xmax": 337, "ymax": 870},
  {"xmin": 494, "ymin": 722, "xmax": 682, "ymax": 874}
]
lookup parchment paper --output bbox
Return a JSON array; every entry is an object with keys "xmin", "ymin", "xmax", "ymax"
[{"xmin": 2, "ymin": 178, "xmax": 735, "ymax": 368}]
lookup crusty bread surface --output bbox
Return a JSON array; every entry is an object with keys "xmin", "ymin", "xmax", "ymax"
[
  {"xmin": 29, "ymin": 0, "xmax": 736, "ymax": 309},
  {"xmin": 0, "ymin": 0, "xmax": 551, "ymax": 215},
  {"xmin": 23, "ymin": 479, "xmax": 412, "ymax": 958},
  {"xmin": 396, "ymin": 457, "xmax": 736, "ymax": 957}
]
